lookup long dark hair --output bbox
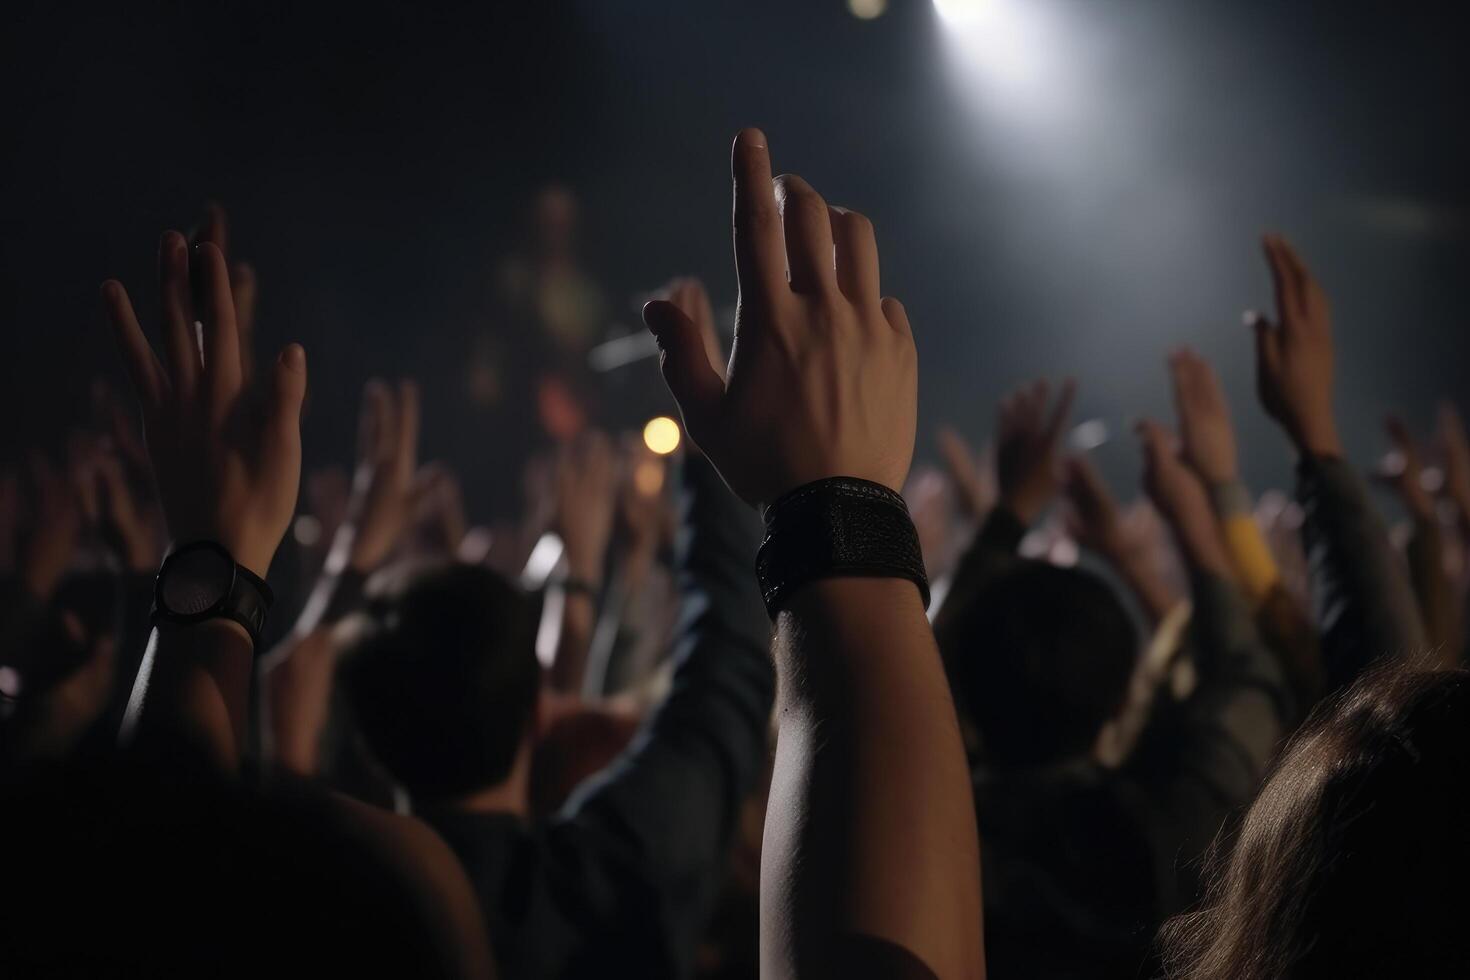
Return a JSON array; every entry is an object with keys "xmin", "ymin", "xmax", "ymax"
[{"xmin": 1161, "ymin": 665, "xmax": 1470, "ymax": 979}]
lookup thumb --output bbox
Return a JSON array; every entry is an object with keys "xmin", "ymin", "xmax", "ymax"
[
  {"xmin": 643, "ymin": 299, "xmax": 724, "ymax": 444},
  {"xmin": 265, "ymin": 344, "xmax": 308, "ymax": 462}
]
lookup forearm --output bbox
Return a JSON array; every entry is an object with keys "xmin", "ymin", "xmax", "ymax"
[
  {"xmin": 762, "ymin": 578, "xmax": 982, "ymax": 980},
  {"xmin": 547, "ymin": 590, "xmax": 596, "ymax": 694},
  {"xmin": 1111, "ymin": 550, "xmax": 1183, "ymax": 625},
  {"xmin": 1406, "ymin": 516, "xmax": 1461, "ymax": 668},
  {"xmin": 123, "ymin": 620, "xmax": 255, "ymax": 770},
  {"xmin": 1297, "ymin": 455, "xmax": 1427, "ymax": 688},
  {"xmin": 932, "ymin": 504, "xmax": 1025, "ymax": 639}
]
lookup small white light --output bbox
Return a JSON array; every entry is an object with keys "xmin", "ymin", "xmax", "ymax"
[
  {"xmin": 848, "ymin": 0, "xmax": 887, "ymax": 20},
  {"xmin": 1069, "ymin": 418, "xmax": 1109, "ymax": 452},
  {"xmin": 293, "ymin": 514, "xmax": 323, "ymax": 548},
  {"xmin": 643, "ymin": 416, "xmax": 682, "ymax": 456}
]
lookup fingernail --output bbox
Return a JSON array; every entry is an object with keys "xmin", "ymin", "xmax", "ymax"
[{"xmin": 738, "ymin": 127, "xmax": 768, "ymax": 150}]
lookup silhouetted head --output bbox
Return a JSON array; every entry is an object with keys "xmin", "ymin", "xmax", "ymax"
[
  {"xmin": 944, "ymin": 560, "xmax": 1137, "ymax": 767},
  {"xmin": 1162, "ymin": 666, "xmax": 1470, "ymax": 979},
  {"xmin": 338, "ymin": 562, "xmax": 542, "ymax": 802}
]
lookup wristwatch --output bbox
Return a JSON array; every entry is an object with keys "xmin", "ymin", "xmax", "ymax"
[{"xmin": 152, "ymin": 541, "xmax": 274, "ymax": 649}]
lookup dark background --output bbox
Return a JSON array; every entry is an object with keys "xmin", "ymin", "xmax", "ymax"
[{"xmin": 3, "ymin": 0, "xmax": 1466, "ymax": 518}]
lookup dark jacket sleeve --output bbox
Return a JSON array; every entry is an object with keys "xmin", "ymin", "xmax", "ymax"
[
  {"xmin": 1125, "ymin": 571, "xmax": 1291, "ymax": 914},
  {"xmin": 548, "ymin": 453, "xmax": 775, "ymax": 977},
  {"xmin": 1296, "ymin": 455, "xmax": 1428, "ymax": 691},
  {"xmin": 932, "ymin": 505, "xmax": 1027, "ymax": 646}
]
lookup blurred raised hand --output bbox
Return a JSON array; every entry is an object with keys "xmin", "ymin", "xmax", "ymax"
[
  {"xmin": 17, "ymin": 453, "xmax": 84, "ymax": 602},
  {"xmin": 554, "ymin": 430, "xmax": 617, "ymax": 584},
  {"xmin": 995, "ymin": 378, "xmax": 1077, "ymax": 526},
  {"xmin": 1376, "ymin": 415, "xmax": 1434, "ymax": 522},
  {"xmin": 937, "ymin": 426, "xmax": 996, "ymax": 522},
  {"xmin": 1064, "ymin": 454, "xmax": 1184, "ymax": 621},
  {"xmin": 1248, "ymin": 235, "xmax": 1340, "ymax": 458},
  {"xmin": 336, "ymin": 380, "xmax": 422, "ymax": 574},
  {"xmin": 1169, "ymin": 348, "xmax": 1238, "ymax": 485},
  {"xmin": 102, "ymin": 232, "xmax": 307, "ymax": 577},
  {"xmin": 1136, "ymin": 420, "xmax": 1232, "ymax": 578},
  {"xmin": 1437, "ymin": 402, "xmax": 1470, "ymax": 531}
]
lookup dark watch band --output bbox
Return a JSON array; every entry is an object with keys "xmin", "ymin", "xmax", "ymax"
[
  {"xmin": 151, "ymin": 542, "xmax": 275, "ymax": 650},
  {"xmin": 756, "ymin": 477, "xmax": 930, "ymax": 618}
]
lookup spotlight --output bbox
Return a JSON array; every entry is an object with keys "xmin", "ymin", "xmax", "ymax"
[
  {"xmin": 643, "ymin": 416, "xmax": 681, "ymax": 455},
  {"xmin": 933, "ymin": 0, "xmax": 994, "ymax": 25},
  {"xmin": 848, "ymin": 0, "xmax": 887, "ymax": 20}
]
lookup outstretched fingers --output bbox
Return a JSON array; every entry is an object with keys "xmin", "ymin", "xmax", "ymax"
[
  {"xmin": 831, "ymin": 206, "xmax": 880, "ymax": 306},
  {"xmin": 158, "ymin": 231, "xmax": 200, "ymax": 399},
  {"xmin": 195, "ymin": 242, "xmax": 243, "ymax": 422},
  {"xmin": 264, "ymin": 344, "xmax": 308, "ymax": 472},
  {"xmin": 643, "ymin": 299, "xmax": 725, "ymax": 450},
  {"xmin": 101, "ymin": 280, "xmax": 167, "ymax": 415},
  {"xmin": 731, "ymin": 129, "xmax": 787, "ymax": 302}
]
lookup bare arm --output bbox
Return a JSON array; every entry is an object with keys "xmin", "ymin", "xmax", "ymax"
[
  {"xmin": 644, "ymin": 128, "xmax": 983, "ymax": 979},
  {"xmin": 104, "ymin": 233, "xmax": 307, "ymax": 767}
]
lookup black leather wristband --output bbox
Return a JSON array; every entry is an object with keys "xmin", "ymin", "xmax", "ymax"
[{"xmin": 756, "ymin": 477, "xmax": 930, "ymax": 618}]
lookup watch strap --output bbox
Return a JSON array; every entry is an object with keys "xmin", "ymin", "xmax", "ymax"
[
  {"xmin": 756, "ymin": 476, "xmax": 930, "ymax": 618},
  {"xmin": 151, "ymin": 543, "xmax": 275, "ymax": 651}
]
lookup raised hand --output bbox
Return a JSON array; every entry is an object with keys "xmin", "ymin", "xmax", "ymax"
[
  {"xmin": 1136, "ymin": 420, "xmax": 1232, "ymax": 578},
  {"xmin": 642, "ymin": 129, "xmax": 916, "ymax": 505},
  {"xmin": 995, "ymin": 377, "xmax": 1077, "ymax": 525},
  {"xmin": 1169, "ymin": 348, "xmax": 1238, "ymax": 485},
  {"xmin": 90, "ymin": 442, "xmax": 159, "ymax": 571},
  {"xmin": 553, "ymin": 430, "xmax": 617, "ymax": 584},
  {"xmin": 1248, "ymin": 235, "xmax": 1340, "ymax": 458},
  {"xmin": 336, "ymin": 380, "xmax": 422, "ymax": 574},
  {"xmin": 102, "ymin": 232, "xmax": 307, "ymax": 577},
  {"xmin": 18, "ymin": 453, "xmax": 84, "ymax": 601},
  {"xmin": 1437, "ymin": 402, "xmax": 1470, "ymax": 528},
  {"xmin": 1377, "ymin": 415, "xmax": 1434, "ymax": 521},
  {"xmin": 936, "ymin": 426, "xmax": 996, "ymax": 521},
  {"xmin": 1062, "ymin": 454, "xmax": 1128, "ymax": 562},
  {"xmin": 1065, "ymin": 454, "xmax": 1183, "ymax": 622}
]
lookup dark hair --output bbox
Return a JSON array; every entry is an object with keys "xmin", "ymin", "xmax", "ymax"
[
  {"xmin": 944, "ymin": 560, "xmax": 1136, "ymax": 766},
  {"xmin": 1161, "ymin": 666, "xmax": 1470, "ymax": 979},
  {"xmin": 337, "ymin": 562, "xmax": 542, "ymax": 801}
]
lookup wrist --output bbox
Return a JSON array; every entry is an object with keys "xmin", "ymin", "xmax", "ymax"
[
  {"xmin": 1291, "ymin": 419, "xmax": 1343, "ymax": 460},
  {"xmin": 997, "ymin": 492, "xmax": 1041, "ymax": 528},
  {"xmin": 563, "ymin": 549, "xmax": 607, "ymax": 585},
  {"xmin": 1208, "ymin": 480, "xmax": 1254, "ymax": 519},
  {"xmin": 757, "ymin": 477, "xmax": 929, "ymax": 617}
]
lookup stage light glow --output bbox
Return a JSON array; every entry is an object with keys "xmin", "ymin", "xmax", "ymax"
[
  {"xmin": 643, "ymin": 416, "xmax": 681, "ymax": 455},
  {"xmin": 933, "ymin": 0, "xmax": 994, "ymax": 25},
  {"xmin": 848, "ymin": 0, "xmax": 887, "ymax": 20}
]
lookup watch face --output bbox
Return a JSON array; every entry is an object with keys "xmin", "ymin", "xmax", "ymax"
[{"xmin": 160, "ymin": 545, "xmax": 235, "ymax": 616}]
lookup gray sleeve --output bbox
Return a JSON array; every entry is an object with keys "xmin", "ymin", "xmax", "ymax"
[
  {"xmin": 1296, "ymin": 455, "xmax": 1428, "ymax": 691},
  {"xmin": 1127, "ymin": 572, "xmax": 1291, "ymax": 912}
]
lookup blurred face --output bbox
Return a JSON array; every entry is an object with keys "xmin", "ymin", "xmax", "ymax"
[{"xmin": 535, "ymin": 185, "xmax": 578, "ymax": 254}]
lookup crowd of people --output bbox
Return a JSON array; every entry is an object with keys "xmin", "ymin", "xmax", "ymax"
[{"xmin": 1, "ymin": 127, "xmax": 1467, "ymax": 978}]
